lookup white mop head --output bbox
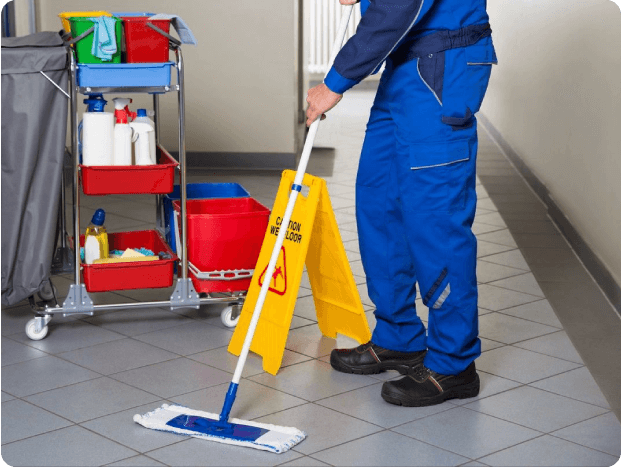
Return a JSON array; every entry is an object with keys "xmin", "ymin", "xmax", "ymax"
[{"xmin": 134, "ymin": 404, "xmax": 306, "ymax": 454}]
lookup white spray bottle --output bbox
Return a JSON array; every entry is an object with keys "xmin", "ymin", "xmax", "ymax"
[
  {"xmin": 112, "ymin": 98, "xmax": 133, "ymax": 166},
  {"xmin": 134, "ymin": 109, "xmax": 157, "ymax": 164},
  {"xmin": 129, "ymin": 122, "xmax": 154, "ymax": 166}
]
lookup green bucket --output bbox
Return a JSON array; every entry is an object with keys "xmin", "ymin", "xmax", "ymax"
[{"xmin": 69, "ymin": 16, "xmax": 122, "ymax": 64}]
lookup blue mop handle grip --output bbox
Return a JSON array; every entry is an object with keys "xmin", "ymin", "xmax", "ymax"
[{"xmin": 219, "ymin": 382, "xmax": 239, "ymax": 423}]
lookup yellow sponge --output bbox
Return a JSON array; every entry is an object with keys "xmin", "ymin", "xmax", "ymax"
[
  {"xmin": 93, "ymin": 256, "xmax": 158, "ymax": 264},
  {"xmin": 121, "ymin": 248, "xmax": 146, "ymax": 258}
]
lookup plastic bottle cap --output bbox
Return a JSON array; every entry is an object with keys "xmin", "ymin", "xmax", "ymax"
[
  {"xmin": 83, "ymin": 94, "xmax": 108, "ymax": 112},
  {"xmin": 137, "ymin": 109, "xmax": 147, "ymax": 117},
  {"xmin": 91, "ymin": 208, "xmax": 106, "ymax": 226}
]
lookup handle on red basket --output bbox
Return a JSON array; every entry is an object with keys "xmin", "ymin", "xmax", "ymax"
[
  {"xmin": 65, "ymin": 26, "xmax": 95, "ymax": 46},
  {"xmin": 146, "ymin": 22, "xmax": 182, "ymax": 47}
]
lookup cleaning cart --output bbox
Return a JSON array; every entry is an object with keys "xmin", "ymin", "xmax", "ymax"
[{"xmin": 25, "ymin": 14, "xmax": 247, "ymax": 340}]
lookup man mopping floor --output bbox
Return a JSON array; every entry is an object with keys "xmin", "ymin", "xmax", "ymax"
[{"xmin": 306, "ymin": 0, "xmax": 497, "ymax": 407}]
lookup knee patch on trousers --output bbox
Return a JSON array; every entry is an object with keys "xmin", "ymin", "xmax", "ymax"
[{"xmin": 422, "ymin": 268, "xmax": 451, "ymax": 310}]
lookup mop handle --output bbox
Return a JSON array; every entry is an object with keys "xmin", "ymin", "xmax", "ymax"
[{"xmin": 231, "ymin": 5, "xmax": 355, "ymax": 385}]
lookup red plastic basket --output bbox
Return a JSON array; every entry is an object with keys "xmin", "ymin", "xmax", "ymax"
[
  {"xmin": 119, "ymin": 15, "xmax": 172, "ymax": 63},
  {"xmin": 172, "ymin": 198, "xmax": 270, "ymax": 293},
  {"xmin": 80, "ymin": 230, "xmax": 177, "ymax": 292},
  {"xmin": 80, "ymin": 146, "xmax": 178, "ymax": 195}
]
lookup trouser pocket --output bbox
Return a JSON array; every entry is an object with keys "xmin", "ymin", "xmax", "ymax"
[
  {"xmin": 402, "ymin": 138, "xmax": 473, "ymax": 213},
  {"xmin": 416, "ymin": 51, "xmax": 445, "ymax": 106},
  {"xmin": 440, "ymin": 36, "xmax": 496, "ymax": 131}
]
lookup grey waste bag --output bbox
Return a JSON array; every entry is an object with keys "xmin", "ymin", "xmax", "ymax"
[{"xmin": 1, "ymin": 31, "xmax": 69, "ymax": 305}]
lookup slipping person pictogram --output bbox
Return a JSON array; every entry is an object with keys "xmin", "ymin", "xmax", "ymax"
[{"xmin": 258, "ymin": 246, "xmax": 287, "ymax": 296}]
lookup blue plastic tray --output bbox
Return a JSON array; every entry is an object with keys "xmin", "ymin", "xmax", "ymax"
[
  {"xmin": 77, "ymin": 62, "xmax": 174, "ymax": 88},
  {"xmin": 163, "ymin": 183, "xmax": 251, "ymax": 253},
  {"xmin": 111, "ymin": 12, "xmax": 156, "ymax": 17}
]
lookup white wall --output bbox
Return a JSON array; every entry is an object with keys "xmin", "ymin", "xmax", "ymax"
[
  {"xmin": 32, "ymin": 0, "xmax": 303, "ymax": 156},
  {"xmin": 482, "ymin": 0, "xmax": 621, "ymax": 285},
  {"xmin": 9, "ymin": 0, "xmax": 31, "ymax": 36}
]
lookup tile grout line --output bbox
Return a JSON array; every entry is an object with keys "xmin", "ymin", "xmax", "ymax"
[
  {"xmin": 306, "ymin": 426, "xmax": 472, "ymax": 463},
  {"xmin": 385, "ymin": 408, "xmax": 538, "ymax": 462},
  {"xmin": 470, "ymin": 432, "xmax": 549, "ymax": 464},
  {"xmin": 479, "ymin": 321, "xmax": 560, "ymax": 344},
  {"xmin": 472, "ymin": 425, "xmax": 619, "ymax": 464},
  {"xmin": 492, "ymin": 300, "xmax": 563, "ymax": 329},
  {"xmin": 476, "ymin": 357, "xmax": 616, "ymax": 412},
  {"xmin": 477, "ymin": 269, "xmax": 537, "ymax": 285},
  {"xmin": 477, "ymin": 257, "xmax": 530, "ymax": 272}
]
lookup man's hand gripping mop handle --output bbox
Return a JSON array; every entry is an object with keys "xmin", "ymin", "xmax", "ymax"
[{"xmin": 218, "ymin": 5, "xmax": 355, "ymax": 425}]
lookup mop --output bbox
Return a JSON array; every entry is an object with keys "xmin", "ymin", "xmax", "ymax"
[{"xmin": 133, "ymin": 5, "xmax": 355, "ymax": 454}]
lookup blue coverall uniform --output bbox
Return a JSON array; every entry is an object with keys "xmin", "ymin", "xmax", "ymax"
[{"xmin": 324, "ymin": 0, "xmax": 497, "ymax": 375}]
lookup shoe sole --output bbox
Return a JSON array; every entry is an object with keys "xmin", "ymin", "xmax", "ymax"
[
  {"xmin": 330, "ymin": 352, "xmax": 423, "ymax": 376},
  {"xmin": 381, "ymin": 374, "xmax": 480, "ymax": 407}
]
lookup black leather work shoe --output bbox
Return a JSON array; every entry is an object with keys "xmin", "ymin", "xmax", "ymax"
[
  {"xmin": 330, "ymin": 342, "xmax": 426, "ymax": 375},
  {"xmin": 381, "ymin": 362, "xmax": 480, "ymax": 407}
]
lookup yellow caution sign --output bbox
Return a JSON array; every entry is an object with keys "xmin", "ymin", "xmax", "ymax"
[{"xmin": 228, "ymin": 170, "xmax": 371, "ymax": 375}]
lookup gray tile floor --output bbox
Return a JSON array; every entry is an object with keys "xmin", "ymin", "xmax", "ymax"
[{"xmin": 2, "ymin": 90, "xmax": 621, "ymax": 466}]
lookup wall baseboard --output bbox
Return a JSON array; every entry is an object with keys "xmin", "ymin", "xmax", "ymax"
[
  {"xmin": 172, "ymin": 152, "xmax": 297, "ymax": 171},
  {"xmin": 478, "ymin": 113, "xmax": 621, "ymax": 317}
]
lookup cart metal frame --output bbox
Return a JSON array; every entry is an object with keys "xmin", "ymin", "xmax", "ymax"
[{"xmin": 27, "ymin": 43, "xmax": 243, "ymax": 340}]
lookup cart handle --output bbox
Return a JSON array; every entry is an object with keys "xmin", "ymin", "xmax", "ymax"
[
  {"xmin": 146, "ymin": 22, "xmax": 182, "ymax": 48},
  {"xmin": 59, "ymin": 29, "xmax": 72, "ymax": 43}
]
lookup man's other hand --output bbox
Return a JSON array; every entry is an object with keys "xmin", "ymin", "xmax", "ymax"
[
  {"xmin": 306, "ymin": 83, "xmax": 343, "ymax": 126},
  {"xmin": 339, "ymin": 0, "xmax": 359, "ymax": 4}
]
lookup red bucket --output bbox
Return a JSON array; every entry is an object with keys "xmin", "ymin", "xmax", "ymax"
[
  {"xmin": 118, "ymin": 13, "xmax": 171, "ymax": 63},
  {"xmin": 173, "ymin": 198, "xmax": 270, "ymax": 293}
]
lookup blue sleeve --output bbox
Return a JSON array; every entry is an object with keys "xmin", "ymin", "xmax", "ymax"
[{"xmin": 324, "ymin": 0, "xmax": 435, "ymax": 94}]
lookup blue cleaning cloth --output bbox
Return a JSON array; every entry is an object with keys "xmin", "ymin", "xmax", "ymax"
[
  {"xmin": 148, "ymin": 14, "xmax": 197, "ymax": 45},
  {"xmin": 90, "ymin": 16, "xmax": 118, "ymax": 61}
]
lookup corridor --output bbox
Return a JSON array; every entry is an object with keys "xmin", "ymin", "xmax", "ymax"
[{"xmin": 2, "ymin": 88, "xmax": 620, "ymax": 466}]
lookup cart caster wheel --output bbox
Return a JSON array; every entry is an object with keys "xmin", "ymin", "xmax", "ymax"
[
  {"xmin": 25, "ymin": 319, "xmax": 49, "ymax": 341},
  {"xmin": 221, "ymin": 305, "xmax": 240, "ymax": 328},
  {"xmin": 37, "ymin": 283, "xmax": 57, "ymax": 302}
]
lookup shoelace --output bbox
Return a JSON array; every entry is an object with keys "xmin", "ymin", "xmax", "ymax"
[
  {"xmin": 359, "ymin": 342, "xmax": 377, "ymax": 352},
  {"xmin": 409, "ymin": 365, "xmax": 431, "ymax": 379}
]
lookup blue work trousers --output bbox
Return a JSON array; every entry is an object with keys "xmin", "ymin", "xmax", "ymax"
[{"xmin": 356, "ymin": 39, "xmax": 494, "ymax": 375}]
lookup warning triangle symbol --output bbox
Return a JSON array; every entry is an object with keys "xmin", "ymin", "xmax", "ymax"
[{"xmin": 258, "ymin": 246, "xmax": 287, "ymax": 296}]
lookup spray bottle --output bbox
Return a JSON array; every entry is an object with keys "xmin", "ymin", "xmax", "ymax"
[
  {"xmin": 133, "ymin": 109, "xmax": 157, "ymax": 164},
  {"xmin": 112, "ymin": 98, "xmax": 134, "ymax": 166},
  {"xmin": 129, "ymin": 122, "xmax": 154, "ymax": 166},
  {"xmin": 80, "ymin": 94, "xmax": 115, "ymax": 166},
  {"xmin": 84, "ymin": 209, "xmax": 109, "ymax": 264}
]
